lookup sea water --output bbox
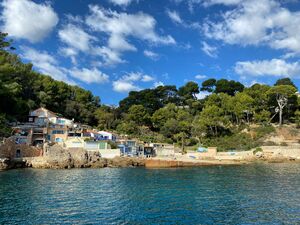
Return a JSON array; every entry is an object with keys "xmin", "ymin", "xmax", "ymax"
[{"xmin": 0, "ymin": 163, "xmax": 299, "ymax": 224}]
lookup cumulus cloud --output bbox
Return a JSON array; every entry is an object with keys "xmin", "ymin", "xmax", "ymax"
[
  {"xmin": 196, "ymin": 91, "xmax": 210, "ymax": 99},
  {"xmin": 144, "ymin": 50, "xmax": 159, "ymax": 60},
  {"xmin": 108, "ymin": 0, "xmax": 135, "ymax": 6},
  {"xmin": 166, "ymin": 9, "xmax": 183, "ymax": 24},
  {"xmin": 154, "ymin": 81, "xmax": 164, "ymax": 87},
  {"xmin": 202, "ymin": 0, "xmax": 242, "ymax": 6},
  {"xmin": 85, "ymin": 5, "xmax": 175, "ymax": 65},
  {"xmin": 141, "ymin": 74, "xmax": 155, "ymax": 82},
  {"xmin": 201, "ymin": 41, "xmax": 218, "ymax": 58},
  {"xmin": 234, "ymin": 59, "xmax": 300, "ymax": 77},
  {"xmin": 21, "ymin": 47, "xmax": 75, "ymax": 84},
  {"xmin": 59, "ymin": 24, "xmax": 96, "ymax": 52},
  {"xmin": 1, "ymin": 0, "xmax": 58, "ymax": 43},
  {"xmin": 112, "ymin": 72, "xmax": 154, "ymax": 92},
  {"xmin": 203, "ymin": 0, "xmax": 300, "ymax": 55},
  {"xmin": 21, "ymin": 47, "xmax": 109, "ymax": 85},
  {"xmin": 195, "ymin": 74, "xmax": 207, "ymax": 79},
  {"xmin": 70, "ymin": 68, "xmax": 109, "ymax": 84}
]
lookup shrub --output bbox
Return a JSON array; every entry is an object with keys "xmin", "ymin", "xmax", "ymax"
[
  {"xmin": 253, "ymin": 125, "xmax": 276, "ymax": 140},
  {"xmin": 253, "ymin": 147, "xmax": 263, "ymax": 155},
  {"xmin": 280, "ymin": 142, "xmax": 288, "ymax": 146}
]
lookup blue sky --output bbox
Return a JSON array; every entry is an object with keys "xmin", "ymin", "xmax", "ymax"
[{"xmin": 1, "ymin": 0, "xmax": 300, "ymax": 105}]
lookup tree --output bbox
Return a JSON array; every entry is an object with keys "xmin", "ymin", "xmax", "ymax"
[
  {"xmin": 178, "ymin": 81, "xmax": 199, "ymax": 100},
  {"xmin": 215, "ymin": 79, "xmax": 244, "ymax": 96},
  {"xmin": 275, "ymin": 78, "xmax": 297, "ymax": 90},
  {"xmin": 200, "ymin": 78, "xmax": 216, "ymax": 92},
  {"xmin": 151, "ymin": 103, "xmax": 177, "ymax": 129},
  {"xmin": 267, "ymin": 85, "xmax": 297, "ymax": 125},
  {"xmin": 126, "ymin": 105, "xmax": 150, "ymax": 126},
  {"xmin": 197, "ymin": 105, "xmax": 230, "ymax": 136},
  {"xmin": 94, "ymin": 106, "xmax": 114, "ymax": 130},
  {"xmin": 231, "ymin": 92, "xmax": 254, "ymax": 124}
]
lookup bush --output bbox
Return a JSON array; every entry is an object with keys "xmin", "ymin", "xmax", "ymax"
[
  {"xmin": 253, "ymin": 147, "xmax": 263, "ymax": 155},
  {"xmin": 280, "ymin": 142, "xmax": 288, "ymax": 146},
  {"xmin": 253, "ymin": 125, "xmax": 275, "ymax": 140},
  {"xmin": 107, "ymin": 140, "xmax": 118, "ymax": 149},
  {"xmin": 263, "ymin": 141, "xmax": 277, "ymax": 146},
  {"xmin": 202, "ymin": 133, "xmax": 258, "ymax": 152}
]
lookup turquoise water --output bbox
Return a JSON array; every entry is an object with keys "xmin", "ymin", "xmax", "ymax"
[{"xmin": 0, "ymin": 164, "xmax": 299, "ymax": 224}]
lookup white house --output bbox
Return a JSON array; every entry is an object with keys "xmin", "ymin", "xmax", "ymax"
[{"xmin": 98, "ymin": 131, "xmax": 116, "ymax": 141}]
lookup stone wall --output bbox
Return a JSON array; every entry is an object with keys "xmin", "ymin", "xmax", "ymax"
[
  {"xmin": 261, "ymin": 146, "xmax": 300, "ymax": 159},
  {"xmin": 0, "ymin": 138, "xmax": 42, "ymax": 159}
]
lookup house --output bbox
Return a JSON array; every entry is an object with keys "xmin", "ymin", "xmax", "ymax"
[
  {"xmin": 12, "ymin": 107, "xmax": 89, "ymax": 146},
  {"xmin": 98, "ymin": 131, "xmax": 116, "ymax": 141}
]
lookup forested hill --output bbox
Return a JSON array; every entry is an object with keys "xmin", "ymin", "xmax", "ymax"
[
  {"xmin": 1, "ymin": 32, "xmax": 300, "ymax": 151},
  {"xmin": 0, "ymin": 32, "xmax": 101, "ymax": 134}
]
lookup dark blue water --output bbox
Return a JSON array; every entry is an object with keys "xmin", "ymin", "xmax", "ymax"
[{"xmin": 0, "ymin": 164, "xmax": 299, "ymax": 225}]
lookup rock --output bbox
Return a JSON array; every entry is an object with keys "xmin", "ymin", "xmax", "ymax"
[
  {"xmin": 0, "ymin": 158, "xmax": 11, "ymax": 170},
  {"xmin": 255, "ymin": 151, "xmax": 264, "ymax": 158}
]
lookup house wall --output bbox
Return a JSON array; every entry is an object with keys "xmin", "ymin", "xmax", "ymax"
[
  {"xmin": 0, "ymin": 138, "xmax": 42, "ymax": 159},
  {"xmin": 47, "ymin": 127, "xmax": 68, "ymax": 143}
]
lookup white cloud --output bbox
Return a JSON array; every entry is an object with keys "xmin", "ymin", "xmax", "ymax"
[
  {"xmin": 144, "ymin": 50, "xmax": 159, "ymax": 60},
  {"xmin": 21, "ymin": 47, "xmax": 75, "ymax": 84},
  {"xmin": 195, "ymin": 74, "xmax": 207, "ymax": 79},
  {"xmin": 108, "ymin": 0, "xmax": 135, "ymax": 6},
  {"xmin": 234, "ymin": 59, "xmax": 300, "ymax": 77},
  {"xmin": 201, "ymin": 41, "xmax": 218, "ymax": 58},
  {"xmin": 92, "ymin": 46, "xmax": 125, "ymax": 65},
  {"xmin": 154, "ymin": 81, "xmax": 164, "ymax": 87},
  {"xmin": 202, "ymin": 0, "xmax": 242, "ymax": 6},
  {"xmin": 196, "ymin": 91, "xmax": 210, "ymax": 99},
  {"xmin": 112, "ymin": 72, "xmax": 154, "ymax": 92},
  {"xmin": 113, "ymin": 80, "xmax": 140, "ymax": 93},
  {"xmin": 166, "ymin": 9, "xmax": 183, "ymax": 24},
  {"xmin": 203, "ymin": 0, "xmax": 300, "ymax": 55},
  {"xmin": 85, "ymin": 5, "xmax": 175, "ymax": 65},
  {"xmin": 86, "ymin": 5, "xmax": 175, "ymax": 47},
  {"xmin": 1, "ymin": 0, "xmax": 58, "ymax": 43},
  {"xmin": 58, "ymin": 24, "xmax": 96, "ymax": 52},
  {"xmin": 70, "ymin": 68, "xmax": 109, "ymax": 84},
  {"xmin": 142, "ymin": 74, "xmax": 154, "ymax": 82}
]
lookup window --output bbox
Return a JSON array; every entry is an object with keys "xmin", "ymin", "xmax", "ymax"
[
  {"xmin": 57, "ymin": 119, "xmax": 65, "ymax": 124},
  {"xmin": 55, "ymin": 138, "xmax": 63, "ymax": 142},
  {"xmin": 16, "ymin": 149, "xmax": 21, "ymax": 158},
  {"xmin": 52, "ymin": 130, "xmax": 64, "ymax": 134}
]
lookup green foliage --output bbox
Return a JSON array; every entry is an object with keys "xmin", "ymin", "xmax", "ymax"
[
  {"xmin": 202, "ymin": 133, "xmax": 257, "ymax": 152},
  {"xmin": 280, "ymin": 142, "xmax": 288, "ymax": 146},
  {"xmin": 126, "ymin": 105, "xmax": 150, "ymax": 126},
  {"xmin": 275, "ymin": 78, "xmax": 297, "ymax": 90},
  {"xmin": 200, "ymin": 78, "xmax": 216, "ymax": 92},
  {"xmin": 200, "ymin": 78, "xmax": 244, "ymax": 96},
  {"xmin": 294, "ymin": 110, "xmax": 300, "ymax": 128},
  {"xmin": 253, "ymin": 125, "xmax": 275, "ymax": 140},
  {"xmin": 178, "ymin": 81, "xmax": 199, "ymax": 100},
  {"xmin": 107, "ymin": 140, "xmax": 118, "ymax": 149},
  {"xmin": 253, "ymin": 147, "xmax": 263, "ymax": 155},
  {"xmin": 0, "ymin": 113, "xmax": 11, "ymax": 138}
]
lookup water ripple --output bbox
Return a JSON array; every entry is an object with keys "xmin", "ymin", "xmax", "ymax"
[{"xmin": 0, "ymin": 164, "xmax": 299, "ymax": 224}]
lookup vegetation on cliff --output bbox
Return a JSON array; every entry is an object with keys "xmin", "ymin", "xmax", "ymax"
[{"xmin": 1, "ymin": 32, "xmax": 300, "ymax": 151}]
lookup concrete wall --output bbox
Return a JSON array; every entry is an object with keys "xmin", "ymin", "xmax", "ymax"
[
  {"xmin": 216, "ymin": 150, "xmax": 253, "ymax": 160},
  {"xmin": 88, "ymin": 149, "xmax": 120, "ymax": 158},
  {"xmin": 186, "ymin": 147, "xmax": 217, "ymax": 159},
  {"xmin": 261, "ymin": 146, "xmax": 300, "ymax": 158}
]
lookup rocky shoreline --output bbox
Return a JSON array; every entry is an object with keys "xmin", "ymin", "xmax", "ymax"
[
  {"xmin": 1, "ymin": 156, "xmax": 299, "ymax": 171},
  {"xmin": 1, "ymin": 144, "xmax": 299, "ymax": 171}
]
